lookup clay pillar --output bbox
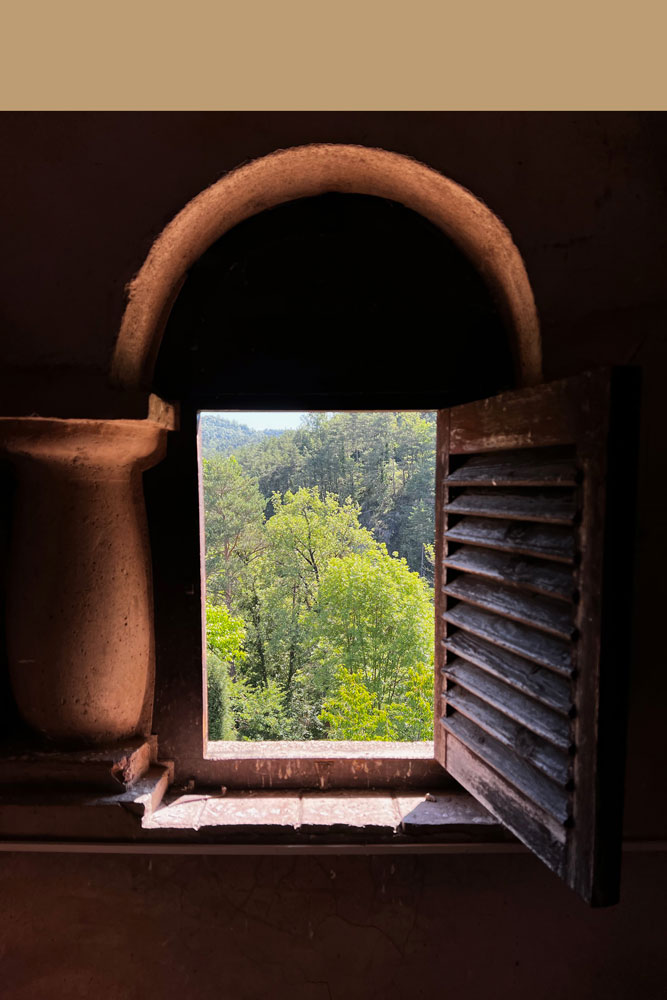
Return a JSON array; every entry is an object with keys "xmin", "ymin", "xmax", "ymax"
[{"xmin": 0, "ymin": 418, "xmax": 168, "ymax": 746}]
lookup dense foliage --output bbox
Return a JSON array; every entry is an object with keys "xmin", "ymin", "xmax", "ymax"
[{"xmin": 202, "ymin": 411, "xmax": 436, "ymax": 742}]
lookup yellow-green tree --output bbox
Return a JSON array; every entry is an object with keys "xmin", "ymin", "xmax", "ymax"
[
  {"xmin": 205, "ymin": 601, "xmax": 247, "ymax": 740},
  {"xmin": 314, "ymin": 547, "xmax": 434, "ymax": 740}
]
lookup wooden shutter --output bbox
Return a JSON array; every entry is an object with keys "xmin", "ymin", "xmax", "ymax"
[{"xmin": 434, "ymin": 369, "xmax": 639, "ymax": 906}]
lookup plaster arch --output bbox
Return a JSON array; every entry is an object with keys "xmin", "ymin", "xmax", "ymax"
[{"xmin": 110, "ymin": 143, "xmax": 542, "ymax": 390}]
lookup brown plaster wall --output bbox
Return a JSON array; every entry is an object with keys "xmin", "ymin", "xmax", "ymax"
[
  {"xmin": 1, "ymin": 112, "xmax": 666, "ymax": 996},
  {"xmin": 1, "ymin": 851, "xmax": 666, "ymax": 999},
  {"xmin": 1, "ymin": 113, "xmax": 664, "ymax": 376}
]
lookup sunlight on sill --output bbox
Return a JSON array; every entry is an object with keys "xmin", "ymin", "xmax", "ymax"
[
  {"xmin": 205, "ymin": 740, "xmax": 434, "ymax": 760},
  {"xmin": 142, "ymin": 787, "xmax": 512, "ymax": 845}
]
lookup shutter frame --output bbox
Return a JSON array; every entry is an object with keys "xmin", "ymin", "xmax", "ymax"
[{"xmin": 435, "ymin": 368, "xmax": 639, "ymax": 906}]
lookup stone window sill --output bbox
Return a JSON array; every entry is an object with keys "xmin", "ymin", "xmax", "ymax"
[
  {"xmin": 0, "ymin": 767, "xmax": 519, "ymax": 850},
  {"xmin": 0, "ymin": 740, "xmax": 517, "ymax": 850},
  {"xmin": 141, "ymin": 788, "xmax": 517, "ymax": 847}
]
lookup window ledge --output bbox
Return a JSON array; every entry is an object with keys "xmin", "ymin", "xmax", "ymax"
[
  {"xmin": 0, "ymin": 771, "xmax": 517, "ymax": 849},
  {"xmin": 206, "ymin": 740, "xmax": 435, "ymax": 760},
  {"xmin": 142, "ymin": 788, "xmax": 515, "ymax": 846},
  {"xmin": 0, "ymin": 741, "xmax": 514, "ymax": 850},
  {"xmin": 190, "ymin": 741, "xmax": 449, "ymax": 790}
]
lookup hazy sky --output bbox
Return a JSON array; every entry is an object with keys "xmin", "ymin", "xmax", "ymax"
[{"xmin": 211, "ymin": 411, "xmax": 307, "ymax": 431}]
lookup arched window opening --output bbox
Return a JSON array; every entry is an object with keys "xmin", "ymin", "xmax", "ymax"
[{"xmin": 146, "ymin": 192, "xmax": 518, "ymax": 758}]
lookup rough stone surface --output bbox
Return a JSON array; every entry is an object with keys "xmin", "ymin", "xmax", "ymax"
[
  {"xmin": 299, "ymin": 792, "xmax": 400, "ymax": 835},
  {"xmin": 145, "ymin": 791, "xmax": 301, "ymax": 833},
  {"xmin": 397, "ymin": 791, "xmax": 499, "ymax": 826},
  {"xmin": 1, "ymin": 787, "xmax": 511, "ymax": 845}
]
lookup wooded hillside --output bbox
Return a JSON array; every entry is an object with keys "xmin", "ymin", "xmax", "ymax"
[
  {"xmin": 200, "ymin": 414, "xmax": 283, "ymax": 455},
  {"xmin": 202, "ymin": 411, "xmax": 436, "ymax": 741}
]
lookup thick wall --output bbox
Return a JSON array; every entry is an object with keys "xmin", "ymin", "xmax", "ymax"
[
  {"xmin": 1, "ymin": 851, "xmax": 665, "ymax": 999},
  {"xmin": 1, "ymin": 113, "xmax": 664, "ymax": 376},
  {"xmin": 1, "ymin": 112, "xmax": 666, "ymax": 998}
]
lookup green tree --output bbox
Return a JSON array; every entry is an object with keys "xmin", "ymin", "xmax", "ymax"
[
  {"xmin": 318, "ymin": 669, "xmax": 392, "ymax": 739},
  {"xmin": 203, "ymin": 455, "xmax": 265, "ymax": 605},
  {"xmin": 399, "ymin": 499, "xmax": 436, "ymax": 580},
  {"xmin": 318, "ymin": 662, "xmax": 433, "ymax": 740},
  {"xmin": 233, "ymin": 488, "xmax": 377, "ymax": 735},
  {"xmin": 313, "ymin": 546, "xmax": 434, "ymax": 738},
  {"xmin": 206, "ymin": 601, "xmax": 247, "ymax": 661},
  {"xmin": 207, "ymin": 653, "xmax": 237, "ymax": 741},
  {"xmin": 232, "ymin": 677, "xmax": 295, "ymax": 741},
  {"xmin": 266, "ymin": 487, "xmax": 376, "ymax": 608},
  {"xmin": 206, "ymin": 599, "xmax": 299, "ymax": 740},
  {"xmin": 205, "ymin": 601, "xmax": 246, "ymax": 740}
]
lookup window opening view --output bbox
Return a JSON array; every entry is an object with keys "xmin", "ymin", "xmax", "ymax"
[{"xmin": 200, "ymin": 410, "xmax": 436, "ymax": 743}]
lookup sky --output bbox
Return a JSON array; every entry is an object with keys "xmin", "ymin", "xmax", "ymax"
[{"xmin": 213, "ymin": 411, "xmax": 307, "ymax": 431}]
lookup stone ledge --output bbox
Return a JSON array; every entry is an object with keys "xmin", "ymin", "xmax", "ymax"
[
  {"xmin": 179, "ymin": 744, "xmax": 451, "ymax": 789},
  {"xmin": 0, "ymin": 738, "xmax": 161, "ymax": 793},
  {"xmin": 0, "ymin": 785, "xmax": 513, "ymax": 847},
  {"xmin": 206, "ymin": 740, "xmax": 434, "ymax": 760},
  {"xmin": 0, "ymin": 369, "xmax": 179, "ymax": 425},
  {"xmin": 0, "ymin": 783, "xmax": 517, "ymax": 847},
  {"xmin": 143, "ymin": 790, "xmax": 513, "ymax": 844},
  {"xmin": 0, "ymin": 765, "xmax": 172, "ymax": 842}
]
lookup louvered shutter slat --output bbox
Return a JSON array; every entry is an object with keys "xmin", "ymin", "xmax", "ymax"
[
  {"xmin": 443, "ymin": 631, "xmax": 572, "ymax": 715},
  {"xmin": 445, "ymin": 731, "xmax": 568, "ymax": 875},
  {"xmin": 445, "ymin": 517, "xmax": 575, "ymax": 563},
  {"xmin": 441, "ymin": 714, "xmax": 571, "ymax": 824},
  {"xmin": 445, "ymin": 446, "xmax": 578, "ymax": 486},
  {"xmin": 443, "ymin": 545, "xmax": 574, "ymax": 600},
  {"xmin": 445, "ymin": 489, "xmax": 576, "ymax": 524},
  {"xmin": 443, "ymin": 576, "xmax": 575, "ymax": 639},
  {"xmin": 442, "ymin": 685, "xmax": 572, "ymax": 785},
  {"xmin": 443, "ymin": 604, "xmax": 573, "ymax": 674},
  {"xmin": 443, "ymin": 658, "xmax": 572, "ymax": 751}
]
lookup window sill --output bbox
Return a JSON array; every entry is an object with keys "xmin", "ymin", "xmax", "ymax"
[
  {"xmin": 206, "ymin": 740, "xmax": 435, "ymax": 759},
  {"xmin": 191, "ymin": 740, "xmax": 449, "ymax": 790},
  {"xmin": 0, "ymin": 739, "xmax": 512, "ymax": 851},
  {"xmin": 0, "ymin": 767, "xmax": 518, "ymax": 850},
  {"xmin": 141, "ymin": 787, "xmax": 515, "ymax": 847}
]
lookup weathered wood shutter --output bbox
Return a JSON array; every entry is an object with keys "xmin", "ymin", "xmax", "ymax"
[{"xmin": 434, "ymin": 369, "xmax": 639, "ymax": 906}]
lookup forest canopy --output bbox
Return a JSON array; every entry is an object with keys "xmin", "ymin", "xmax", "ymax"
[{"xmin": 202, "ymin": 411, "xmax": 436, "ymax": 742}]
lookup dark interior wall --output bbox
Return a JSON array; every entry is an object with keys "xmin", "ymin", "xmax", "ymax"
[
  {"xmin": 1, "ymin": 112, "xmax": 664, "ymax": 376},
  {"xmin": 1, "ymin": 112, "xmax": 666, "ymax": 998},
  {"xmin": 2, "ymin": 851, "xmax": 666, "ymax": 1000}
]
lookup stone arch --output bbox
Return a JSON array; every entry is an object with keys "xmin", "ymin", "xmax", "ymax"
[{"xmin": 110, "ymin": 143, "xmax": 542, "ymax": 389}]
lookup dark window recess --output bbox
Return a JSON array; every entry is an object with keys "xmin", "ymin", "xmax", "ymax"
[{"xmin": 152, "ymin": 192, "xmax": 514, "ymax": 410}]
